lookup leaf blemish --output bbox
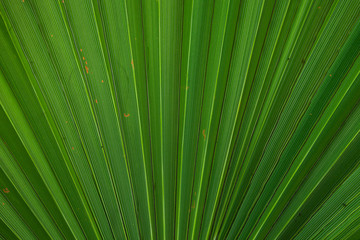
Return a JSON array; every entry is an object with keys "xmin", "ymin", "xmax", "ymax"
[
  {"xmin": 3, "ymin": 188, "xmax": 10, "ymax": 194},
  {"xmin": 124, "ymin": 113, "xmax": 130, "ymax": 117}
]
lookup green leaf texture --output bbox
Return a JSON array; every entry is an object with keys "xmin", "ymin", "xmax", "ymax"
[{"xmin": 0, "ymin": 0, "xmax": 360, "ymax": 239}]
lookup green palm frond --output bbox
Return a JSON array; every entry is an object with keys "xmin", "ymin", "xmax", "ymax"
[{"xmin": 0, "ymin": 0, "xmax": 360, "ymax": 239}]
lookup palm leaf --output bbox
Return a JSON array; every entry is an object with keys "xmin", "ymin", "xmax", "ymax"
[{"xmin": 0, "ymin": 0, "xmax": 360, "ymax": 239}]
